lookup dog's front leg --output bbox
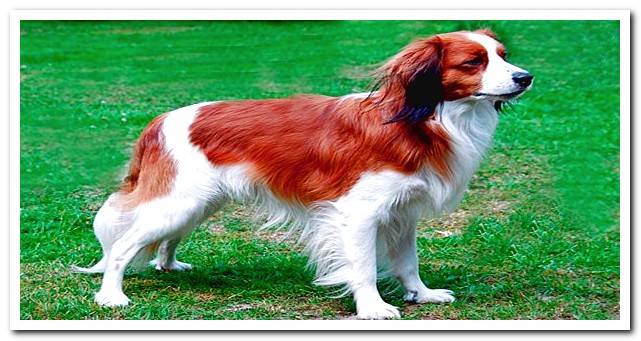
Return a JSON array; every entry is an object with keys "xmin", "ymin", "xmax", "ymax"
[
  {"xmin": 344, "ymin": 215, "xmax": 400, "ymax": 320},
  {"xmin": 391, "ymin": 226, "xmax": 455, "ymax": 304}
]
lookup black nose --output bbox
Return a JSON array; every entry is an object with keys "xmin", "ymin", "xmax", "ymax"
[{"xmin": 512, "ymin": 71, "xmax": 533, "ymax": 87}]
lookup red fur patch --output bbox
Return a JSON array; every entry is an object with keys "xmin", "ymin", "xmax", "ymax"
[
  {"xmin": 190, "ymin": 96, "xmax": 451, "ymax": 204},
  {"xmin": 119, "ymin": 113, "xmax": 176, "ymax": 207},
  {"xmin": 439, "ymin": 33, "xmax": 489, "ymax": 99}
]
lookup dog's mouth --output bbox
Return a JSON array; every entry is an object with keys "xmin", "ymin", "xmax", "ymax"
[
  {"xmin": 474, "ymin": 88, "xmax": 527, "ymax": 100},
  {"xmin": 475, "ymin": 86, "xmax": 532, "ymax": 113}
]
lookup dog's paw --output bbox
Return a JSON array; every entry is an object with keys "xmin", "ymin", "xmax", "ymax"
[
  {"xmin": 356, "ymin": 301, "xmax": 401, "ymax": 320},
  {"xmin": 404, "ymin": 288, "xmax": 455, "ymax": 304},
  {"xmin": 95, "ymin": 290, "xmax": 130, "ymax": 307},
  {"xmin": 149, "ymin": 259, "xmax": 192, "ymax": 272}
]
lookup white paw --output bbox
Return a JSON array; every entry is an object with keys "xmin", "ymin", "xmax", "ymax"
[
  {"xmin": 149, "ymin": 259, "xmax": 192, "ymax": 272},
  {"xmin": 356, "ymin": 301, "xmax": 401, "ymax": 320},
  {"xmin": 95, "ymin": 290, "xmax": 130, "ymax": 307},
  {"xmin": 404, "ymin": 288, "xmax": 455, "ymax": 304}
]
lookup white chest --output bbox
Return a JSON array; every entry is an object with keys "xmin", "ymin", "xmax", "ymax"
[{"xmin": 416, "ymin": 100, "xmax": 498, "ymax": 215}]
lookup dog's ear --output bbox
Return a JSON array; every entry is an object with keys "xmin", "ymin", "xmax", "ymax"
[{"xmin": 377, "ymin": 36, "xmax": 444, "ymax": 125}]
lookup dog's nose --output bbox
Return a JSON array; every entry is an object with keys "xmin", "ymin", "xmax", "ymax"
[{"xmin": 512, "ymin": 71, "xmax": 534, "ymax": 87}]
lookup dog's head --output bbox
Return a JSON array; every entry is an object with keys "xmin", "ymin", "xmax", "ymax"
[{"xmin": 378, "ymin": 29, "xmax": 533, "ymax": 124}]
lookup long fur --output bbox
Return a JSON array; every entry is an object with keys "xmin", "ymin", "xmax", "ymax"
[{"xmin": 73, "ymin": 30, "xmax": 533, "ymax": 319}]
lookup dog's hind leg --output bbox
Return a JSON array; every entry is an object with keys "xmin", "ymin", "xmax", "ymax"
[
  {"xmin": 71, "ymin": 193, "xmax": 130, "ymax": 274},
  {"xmin": 149, "ymin": 237, "xmax": 192, "ymax": 272},
  {"xmin": 149, "ymin": 198, "xmax": 227, "ymax": 272},
  {"xmin": 94, "ymin": 196, "xmax": 208, "ymax": 307},
  {"xmin": 94, "ymin": 226, "xmax": 155, "ymax": 307}
]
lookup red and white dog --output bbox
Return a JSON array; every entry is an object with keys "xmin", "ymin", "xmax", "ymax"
[{"xmin": 74, "ymin": 29, "xmax": 532, "ymax": 319}]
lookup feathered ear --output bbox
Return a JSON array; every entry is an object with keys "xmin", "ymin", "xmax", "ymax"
[{"xmin": 375, "ymin": 36, "xmax": 444, "ymax": 125}]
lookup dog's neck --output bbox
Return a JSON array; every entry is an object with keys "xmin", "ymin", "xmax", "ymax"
[
  {"xmin": 438, "ymin": 99, "xmax": 499, "ymax": 159},
  {"xmin": 430, "ymin": 99, "xmax": 499, "ymax": 194}
]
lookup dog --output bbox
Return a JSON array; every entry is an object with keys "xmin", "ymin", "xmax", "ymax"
[{"xmin": 73, "ymin": 29, "xmax": 533, "ymax": 319}]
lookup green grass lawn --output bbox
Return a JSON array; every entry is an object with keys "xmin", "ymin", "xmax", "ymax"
[{"xmin": 19, "ymin": 20, "xmax": 620, "ymax": 320}]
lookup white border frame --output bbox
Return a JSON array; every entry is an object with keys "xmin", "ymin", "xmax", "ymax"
[{"xmin": 9, "ymin": 9, "xmax": 631, "ymax": 331}]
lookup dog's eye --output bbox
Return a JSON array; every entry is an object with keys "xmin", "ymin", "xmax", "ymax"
[{"xmin": 463, "ymin": 57, "xmax": 483, "ymax": 66}]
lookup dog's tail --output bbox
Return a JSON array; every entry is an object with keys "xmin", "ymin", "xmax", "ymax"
[{"xmin": 119, "ymin": 114, "xmax": 168, "ymax": 195}]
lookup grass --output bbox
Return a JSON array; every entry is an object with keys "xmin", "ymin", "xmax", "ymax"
[{"xmin": 19, "ymin": 20, "xmax": 620, "ymax": 320}]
